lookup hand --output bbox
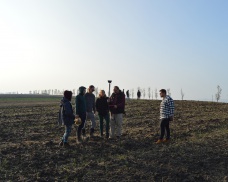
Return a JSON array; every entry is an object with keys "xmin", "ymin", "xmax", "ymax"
[{"xmin": 114, "ymin": 105, "xmax": 117, "ymax": 109}]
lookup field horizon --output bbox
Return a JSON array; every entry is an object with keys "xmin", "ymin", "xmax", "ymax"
[
  {"xmin": 0, "ymin": 95, "xmax": 227, "ymax": 181},
  {"xmin": 1, "ymin": 93, "xmax": 227, "ymax": 103}
]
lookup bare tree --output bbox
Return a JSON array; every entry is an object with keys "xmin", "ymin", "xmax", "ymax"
[
  {"xmin": 142, "ymin": 88, "xmax": 146, "ymax": 99},
  {"xmin": 131, "ymin": 88, "xmax": 134, "ymax": 99},
  {"xmin": 155, "ymin": 89, "xmax": 158, "ymax": 100},
  {"xmin": 167, "ymin": 88, "xmax": 171, "ymax": 96},
  {"xmin": 152, "ymin": 91, "xmax": 153, "ymax": 100},
  {"xmin": 215, "ymin": 85, "xmax": 222, "ymax": 102},
  {"xmin": 148, "ymin": 87, "xmax": 151, "ymax": 99},
  {"xmin": 181, "ymin": 89, "xmax": 185, "ymax": 100}
]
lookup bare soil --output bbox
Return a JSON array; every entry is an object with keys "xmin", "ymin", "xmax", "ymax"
[{"xmin": 0, "ymin": 96, "xmax": 227, "ymax": 181}]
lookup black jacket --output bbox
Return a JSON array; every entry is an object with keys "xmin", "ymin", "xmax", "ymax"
[
  {"xmin": 75, "ymin": 87, "xmax": 86, "ymax": 115},
  {"xmin": 96, "ymin": 96, "xmax": 109, "ymax": 116},
  {"xmin": 109, "ymin": 91, "xmax": 125, "ymax": 114}
]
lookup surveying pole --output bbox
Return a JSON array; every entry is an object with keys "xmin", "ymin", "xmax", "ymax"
[{"xmin": 108, "ymin": 80, "xmax": 112, "ymax": 97}]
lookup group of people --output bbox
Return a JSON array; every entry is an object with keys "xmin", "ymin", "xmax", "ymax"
[
  {"xmin": 59, "ymin": 85, "xmax": 125, "ymax": 147},
  {"xmin": 58, "ymin": 86, "xmax": 174, "ymax": 147}
]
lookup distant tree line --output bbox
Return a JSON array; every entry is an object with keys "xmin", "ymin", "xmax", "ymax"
[{"xmin": 26, "ymin": 85, "xmax": 224, "ymax": 102}]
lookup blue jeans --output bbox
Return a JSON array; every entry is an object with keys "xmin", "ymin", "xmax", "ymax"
[
  {"xmin": 85, "ymin": 112, "xmax": 96, "ymax": 129},
  {"xmin": 62, "ymin": 124, "xmax": 72, "ymax": 143}
]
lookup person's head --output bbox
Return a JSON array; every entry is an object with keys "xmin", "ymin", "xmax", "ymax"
[
  {"xmin": 113, "ymin": 86, "xmax": 120, "ymax": 94},
  {"xmin": 79, "ymin": 86, "xmax": 86, "ymax": 95},
  {"xmin": 159, "ymin": 89, "xmax": 167, "ymax": 98},
  {"xmin": 99, "ymin": 90, "xmax": 106, "ymax": 98},
  {"xmin": 64, "ymin": 90, "xmax": 73, "ymax": 101},
  {"xmin": 88, "ymin": 85, "xmax": 95, "ymax": 93}
]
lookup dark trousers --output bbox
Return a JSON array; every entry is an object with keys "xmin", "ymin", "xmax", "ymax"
[
  {"xmin": 160, "ymin": 118, "xmax": 170, "ymax": 140},
  {"xmin": 77, "ymin": 113, "xmax": 86, "ymax": 138},
  {"xmin": 99, "ymin": 114, "xmax": 110, "ymax": 136}
]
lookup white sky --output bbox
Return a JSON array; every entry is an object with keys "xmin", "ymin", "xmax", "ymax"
[{"xmin": 0, "ymin": 0, "xmax": 228, "ymax": 101}]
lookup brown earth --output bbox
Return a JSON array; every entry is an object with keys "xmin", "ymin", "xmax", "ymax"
[{"xmin": 0, "ymin": 96, "xmax": 227, "ymax": 181}]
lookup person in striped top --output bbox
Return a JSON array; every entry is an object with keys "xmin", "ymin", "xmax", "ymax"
[{"xmin": 156, "ymin": 89, "xmax": 174, "ymax": 144}]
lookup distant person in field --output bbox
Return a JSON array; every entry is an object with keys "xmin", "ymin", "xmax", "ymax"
[
  {"xmin": 137, "ymin": 90, "xmax": 141, "ymax": 99},
  {"xmin": 84, "ymin": 85, "xmax": 96, "ymax": 137},
  {"xmin": 126, "ymin": 90, "xmax": 130, "ymax": 99},
  {"xmin": 156, "ymin": 89, "xmax": 175, "ymax": 144},
  {"xmin": 75, "ymin": 86, "xmax": 87, "ymax": 142},
  {"xmin": 109, "ymin": 86, "xmax": 125, "ymax": 139},
  {"xmin": 96, "ymin": 90, "xmax": 110, "ymax": 139},
  {"xmin": 59, "ymin": 90, "xmax": 75, "ymax": 147}
]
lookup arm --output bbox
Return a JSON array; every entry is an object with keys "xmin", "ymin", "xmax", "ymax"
[
  {"xmin": 168, "ymin": 98, "xmax": 174, "ymax": 120},
  {"xmin": 116, "ymin": 94, "xmax": 125, "ymax": 108},
  {"xmin": 93, "ymin": 95, "xmax": 96, "ymax": 112},
  {"xmin": 106, "ymin": 97, "xmax": 110, "ymax": 112},
  {"xmin": 64, "ymin": 102, "xmax": 75, "ymax": 119},
  {"xmin": 108, "ymin": 95, "xmax": 114, "ymax": 106}
]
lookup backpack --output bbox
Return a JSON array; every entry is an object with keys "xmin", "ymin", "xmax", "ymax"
[{"xmin": 57, "ymin": 104, "xmax": 65, "ymax": 125}]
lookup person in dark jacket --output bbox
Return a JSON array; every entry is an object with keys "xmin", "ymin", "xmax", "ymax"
[
  {"xmin": 109, "ymin": 86, "xmax": 125, "ymax": 139},
  {"xmin": 75, "ymin": 86, "xmax": 86, "ymax": 142},
  {"xmin": 126, "ymin": 90, "xmax": 130, "ymax": 99},
  {"xmin": 84, "ymin": 85, "xmax": 96, "ymax": 137},
  {"xmin": 59, "ymin": 90, "xmax": 75, "ymax": 147},
  {"xmin": 96, "ymin": 90, "xmax": 110, "ymax": 139}
]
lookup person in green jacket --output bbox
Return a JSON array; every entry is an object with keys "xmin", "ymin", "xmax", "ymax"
[{"xmin": 75, "ymin": 86, "xmax": 86, "ymax": 142}]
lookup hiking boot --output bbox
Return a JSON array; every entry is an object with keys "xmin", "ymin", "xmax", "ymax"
[
  {"xmin": 63, "ymin": 142, "xmax": 70, "ymax": 148},
  {"xmin": 59, "ymin": 141, "xmax": 63, "ymax": 147},
  {"xmin": 163, "ymin": 138, "xmax": 170, "ymax": 143},
  {"xmin": 155, "ymin": 139, "xmax": 163, "ymax": 144}
]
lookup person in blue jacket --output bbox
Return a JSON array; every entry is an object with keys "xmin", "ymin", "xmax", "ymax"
[{"xmin": 59, "ymin": 90, "xmax": 75, "ymax": 147}]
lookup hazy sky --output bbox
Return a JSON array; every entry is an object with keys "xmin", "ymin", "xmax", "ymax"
[{"xmin": 0, "ymin": 0, "xmax": 228, "ymax": 100}]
